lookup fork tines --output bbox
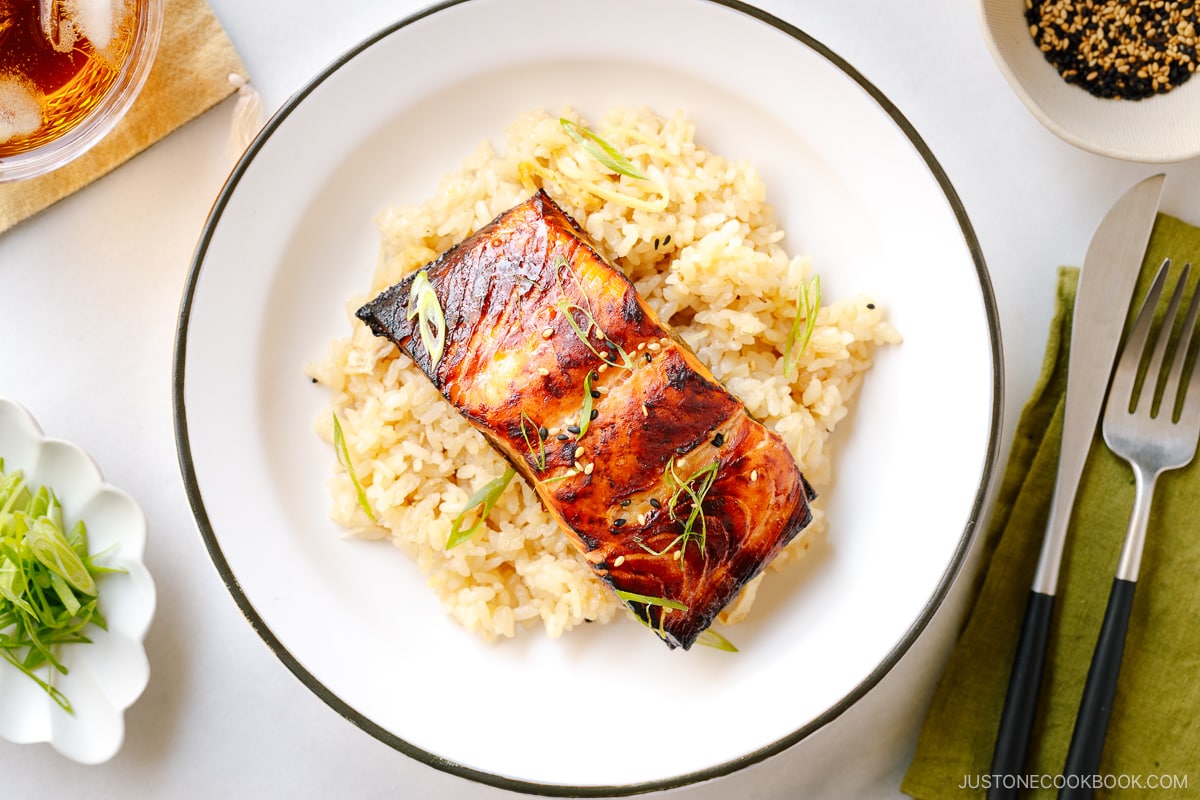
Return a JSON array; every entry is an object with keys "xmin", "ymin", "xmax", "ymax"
[{"xmin": 1109, "ymin": 259, "xmax": 1200, "ymax": 423}]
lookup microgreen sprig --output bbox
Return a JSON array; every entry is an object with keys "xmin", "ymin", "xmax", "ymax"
[
  {"xmin": 332, "ymin": 413, "xmax": 376, "ymax": 522},
  {"xmin": 406, "ymin": 270, "xmax": 446, "ymax": 368},
  {"xmin": 447, "ymin": 467, "xmax": 517, "ymax": 549},
  {"xmin": 638, "ymin": 457, "xmax": 720, "ymax": 561},
  {"xmin": 560, "ymin": 118, "xmax": 648, "ymax": 180},
  {"xmin": 519, "ymin": 412, "xmax": 548, "ymax": 471},
  {"xmin": 784, "ymin": 274, "xmax": 821, "ymax": 379},
  {"xmin": 553, "ymin": 257, "xmax": 634, "ymax": 370}
]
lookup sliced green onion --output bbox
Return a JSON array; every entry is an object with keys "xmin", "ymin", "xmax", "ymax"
[
  {"xmin": 0, "ymin": 465, "xmax": 123, "ymax": 713},
  {"xmin": 447, "ymin": 467, "xmax": 517, "ymax": 549},
  {"xmin": 406, "ymin": 270, "xmax": 446, "ymax": 368},
  {"xmin": 26, "ymin": 518, "xmax": 95, "ymax": 595},
  {"xmin": 696, "ymin": 629, "xmax": 739, "ymax": 652},
  {"xmin": 614, "ymin": 589, "xmax": 688, "ymax": 611},
  {"xmin": 332, "ymin": 413, "xmax": 376, "ymax": 522},
  {"xmin": 560, "ymin": 118, "xmax": 648, "ymax": 180},
  {"xmin": 784, "ymin": 274, "xmax": 821, "ymax": 379}
]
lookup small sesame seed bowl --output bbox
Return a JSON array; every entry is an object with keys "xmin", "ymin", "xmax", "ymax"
[{"xmin": 978, "ymin": 0, "xmax": 1200, "ymax": 163}]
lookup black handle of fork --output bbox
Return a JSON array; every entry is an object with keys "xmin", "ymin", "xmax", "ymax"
[
  {"xmin": 987, "ymin": 589, "xmax": 1056, "ymax": 800},
  {"xmin": 1058, "ymin": 577, "xmax": 1137, "ymax": 800}
]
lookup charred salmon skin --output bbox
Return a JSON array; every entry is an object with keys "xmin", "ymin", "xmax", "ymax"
[{"xmin": 356, "ymin": 190, "xmax": 814, "ymax": 649}]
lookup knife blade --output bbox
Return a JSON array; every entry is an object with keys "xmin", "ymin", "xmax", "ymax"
[{"xmin": 987, "ymin": 173, "xmax": 1165, "ymax": 799}]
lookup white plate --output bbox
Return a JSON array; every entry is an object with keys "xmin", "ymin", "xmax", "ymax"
[
  {"xmin": 175, "ymin": 0, "xmax": 1001, "ymax": 793},
  {"xmin": 0, "ymin": 397, "xmax": 155, "ymax": 765},
  {"xmin": 978, "ymin": 0, "xmax": 1200, "ymax": 162}
]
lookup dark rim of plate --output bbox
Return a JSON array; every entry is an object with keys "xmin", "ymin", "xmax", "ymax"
[{"xmin": 172, "ymin": 0, "xmax": 1003, "ymax": 795}]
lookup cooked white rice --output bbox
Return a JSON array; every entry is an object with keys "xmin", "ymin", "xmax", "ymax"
[{"xmin": 307, "ymin": 107, "xmax": 900, "ymax": 641}]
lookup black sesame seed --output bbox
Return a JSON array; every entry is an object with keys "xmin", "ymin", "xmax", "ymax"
[
  {"xmin": 654, "ymin": 237, "xmax": 661, "ymax": 249},
  {"xmin": 590, "ymin": 409, "xmax": 599, "ymax": 420},
  {"xmin": 620, "ymin": 499, "xmax": 632, "ymax": 507},
  {"xmin": 567, "ymin": 424, "xmax": 582, "ymax": 434},
  {"xmin": 866, "ymin": 303, "xmax": 876, "ymax": 310},
  {"xmin": 557, "ymin": 433, "xmax": 569, "ymax": 441},
  {"xmin": 663, "ymin": 234, "xmax": 672, "ymax": 246},
  {"xmin": 712, "ymin": 432, "xmax": 725, "ymax": 447},
  {"xmin": 539, "ymin": 426, "xmax": 549, "ymax": 440},
  {"xmin": 644, "ymin": 352, "xmax": 652, "ymax": 363},
  {"xmin": 649, "ymin": 498, "xmax": 662, "ymax": 509},
  {"xmin": 613, "ymin": 518, "xmax": 627, "ymax": 527},
  {"xmin": 590, "ymin": 389, "xmax": 601, "ymax": 399}
]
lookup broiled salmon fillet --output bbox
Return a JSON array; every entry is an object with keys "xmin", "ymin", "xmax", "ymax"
[{"xmin": 356, "ymin": 190, "xmax": 814, "ymax": 649}]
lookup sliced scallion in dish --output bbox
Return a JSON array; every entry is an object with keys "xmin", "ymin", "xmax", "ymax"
[{"xmin": 0, "ymin": 460, "xmax": 124, "ymax": 714}]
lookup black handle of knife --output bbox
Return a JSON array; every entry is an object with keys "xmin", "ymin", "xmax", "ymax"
[
  {"xmin": 1057, "ymin": 577, "xmax": 1137, "ymax": 800},
  {"xmin": 987, "ymin": 589, "xmax": 1056, "ymax": 800}
]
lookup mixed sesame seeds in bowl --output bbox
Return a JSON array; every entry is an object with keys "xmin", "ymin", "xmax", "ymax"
[{"xmin": 978, "ymin": 0, "xmax": 1200, "ymax": 162}]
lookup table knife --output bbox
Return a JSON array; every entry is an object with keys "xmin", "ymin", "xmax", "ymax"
[{"xmin": 986, "ymin": 173, "xmax": 1165, "ymax": 800}]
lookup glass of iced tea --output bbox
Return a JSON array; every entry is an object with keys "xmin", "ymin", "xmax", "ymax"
[{"xmin": 0, "ymin": 0, "xmax": 164, "ymax": 182}]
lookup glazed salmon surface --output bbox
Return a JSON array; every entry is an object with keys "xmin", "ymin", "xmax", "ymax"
[{"xmin": 356, "ymin": 190, "xmax": 814, "ymax": 649}]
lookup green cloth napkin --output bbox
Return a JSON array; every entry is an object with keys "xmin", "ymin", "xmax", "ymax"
[{"xmin": 902, "ymin": 213, "xmax": 1200, "ymax": 799}]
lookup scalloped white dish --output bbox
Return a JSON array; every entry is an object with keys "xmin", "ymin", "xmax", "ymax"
[{"xmin": 0, "ymin": 397, "xmax": 155, "ymax": 765}]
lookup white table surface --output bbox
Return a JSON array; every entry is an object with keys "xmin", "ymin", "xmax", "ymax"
[{"xmin": 6, "ymin": 0, "xmax": 1200, "ymax": 797}]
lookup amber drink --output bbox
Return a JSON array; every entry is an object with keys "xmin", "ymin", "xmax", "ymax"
[{"xmin": 0, "ymin": 0, "xmax": 162, "ymax": 181}]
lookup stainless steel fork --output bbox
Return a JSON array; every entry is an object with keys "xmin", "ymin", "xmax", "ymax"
[{"xmin": 1059, "ymin": 259, "xmax": 1200, "ymax": 800}]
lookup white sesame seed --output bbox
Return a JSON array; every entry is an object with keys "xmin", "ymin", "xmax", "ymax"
[
  {"xmin": 574, "ymin": 446, "xmax": 586, "ymax": 459},
  {"xmin": 584, "ymin": 462, "xmax": 595, "ymax": 475},
  {"xmin": 542, "ymin": 327, "xmax": 554, "ymax": 339},
  {"xmin": 637, "ymin": 513, "xmax": 646, "ymax": 525},
  {"xmin": 613, "ymin": 555, "xmax": 626, "ymax": 567},
  {"xmin": 538, "ymin": 367, "xmax": 550, "ymax": 376},
  {"xmin": 751, "ymin": 470, "xmax": 758, "ymax": 482},
  {"xmin": 647, "ymin": 342, "xmax": 661, "ymax": 352}
]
